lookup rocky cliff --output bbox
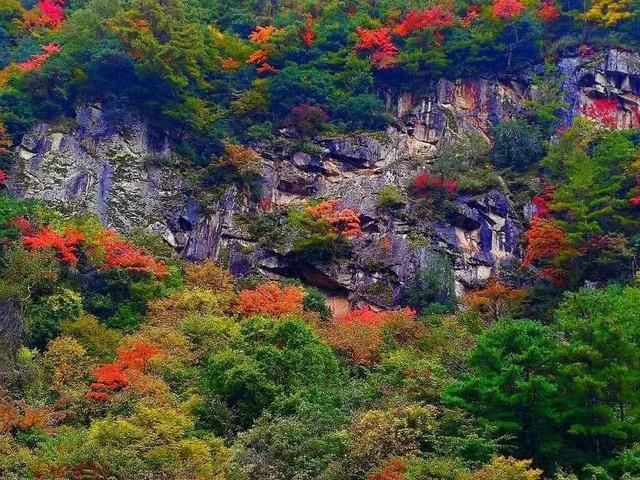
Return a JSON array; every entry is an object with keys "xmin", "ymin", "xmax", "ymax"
[{"xmin": 9, "ymin": 48, "xmax": 640, "ymax": 307}]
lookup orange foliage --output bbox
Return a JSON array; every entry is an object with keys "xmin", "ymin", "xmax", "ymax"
[
  {"xmin": 523, "ymin": 218, "xmax": 568, "ymax": 267},
  {"xmin": 355, "ymin": 27, "xmax": 398, "ymax": 69},
  {"xmin": 97, "ymin": 230, "xmax": 168, "ymax": 278},
  {"xmin": 221, "ymin": 57, "xmax": 241, "ymax": 71},
  {"xmin": 223, "ymin": 143, "xmax": 262, "ymax": 174},
  {"xmin": 0, "ymin": 396, "xmax": 65, "ymax": 434},
  {"xmin": 246, "ymin": 49, "xmax": 278, "ymax": 75},
  {"xmin": 306, "ymin": 200, "xmax": 363, "ymax": 238},
  {"xmin": 23, "ymin": 227, "xmax": 85, "ymax": 265},
  {"xmin": 537, "ymin": 0, "xmax": 561, "ymax": 21},
  {"xmin": 249, "ymin": 25, "xmax": 281, "ymax": 44},
  {"xmin": 491, "ymin": 0, "xmax": 526, "ymax": 19},
  {"xmin": 368, "ymin": 458, "xmax": 409, "ymax": 480},
  {"xmin": 464, "ymin": 281, "xmax": 527, "ymax": 323},
  {"xmin": 394, "ymin": 6, "xmax": 456, "ymax": 36},
  {"xmin": 236, "ymin": 282, "xmax": 305, "ymax": 317},
  {"xmin": 323, "ymin": 308, "xmax": 420, "ymax": 366}
]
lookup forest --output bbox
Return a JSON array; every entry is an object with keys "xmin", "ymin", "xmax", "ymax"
[{"xmin": 1, "ymin": 0, "xmax": 640, "ymax": 479}]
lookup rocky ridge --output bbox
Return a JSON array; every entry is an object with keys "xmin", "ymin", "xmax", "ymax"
[{"xmin": 9, "ymin": 49, "xmax": 640, "ymax": 307}]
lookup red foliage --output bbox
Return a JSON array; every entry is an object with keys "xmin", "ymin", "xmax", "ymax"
[
  {"xmin": 97, "ymin": 231, "xmax": 168, "ymax": 278},
  {"xmin": 117, "ymin": 342, "xmax": 160, "ymax": 371},
  {"xmin": 87, "ymin": 342, "xmax": 160, "ymax": 400},
  {"xmin": 287, "ymin": 104, "xmax": 330, "ymax": 136},
  {"xmin": 629, "ymin": 196, "xmax": 640, "ymax": 207},
  {"xmin": 23, "ymin": 227, "xmax": 85, "ymax": 265},
  {"xmin": 530, "ymin": 183, "xmax": 554, "ymax": 218},
  {"xmin": 10, "ymin": 217, "xmax": 34, "ymax": 235},
  {"xmin": 462, "ymin": 5, "xmax": 481, "ymax": 27},
  {"xmin": 537, "ymin": 0, "xmax": 561, "ymax": 21},
  {"xmin": 0, "ymin": 170, "xmax": 7, "ymax": 184},
  {"xmin": 382, "ymin": 236, "xmax": 393, "ymax": 253},
  {"xmin": 491, "ymin": 0, "xmax": 526, "ymax": 19},
  {"xmin": 38, "ymin": 0, "xmax": 65, "ymax": 28},
  {"xmin": 17, "ymin": 43, "xmax": 62, "ymax": 72},
  {"xmin": 302, "ymin": 14, "xmax": 316, "ymax": 47},
  {"xmin": 523, "ymin": 218, "xmax": 568, "ymax": 267},
  {"xmin": 394, "ymin": 6, "xmax": 456, "ymax": 36},
  {"xmin": 236, "ymin": 282, "xmax": 305, "ymax": 317},
  {"xmin": 581, "ymin": 97, "xmax": 619, "ymax": 128},
  {"xmin": 259, "ymin": 197, "xmax": 274, "ymax": 211},
  {"xmin": 355, "ymin": 27, "xmax": 398, "ymax": 69},
  {"xmin": 412, "ymin": 172, "xmax": 458, "ymax": 196}
]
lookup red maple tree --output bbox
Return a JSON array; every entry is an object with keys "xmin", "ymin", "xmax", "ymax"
[
  {"xmin": 97, "ymin": 231, "xmax": 168, "ymax": 278},
  {"xmin": 87, "ymin": 342, "xmax": 160, "ymax": 401},
  {"xmin": 0, "ymin": 170, "xmax": 7, "ymax": 184},
  {"xmin": 355, "ymin": 27, "xmax": 398, "ymax": 69},
  {"xmin": 24, "ymin": 0, "xmax": 66, "ymax": 30},
  {"xmin": 394, "ymin": 6, "xmax": 456, "ymax": 37},
  {"xmin": 412, "ymin": 172, "xmax": 458, "ymax": 197},
  {"xmin": 491, "ymin": 0, "xmax": 526, "ymax": 19},
  {"xmin": 530, "ymin": 183, "xmax": 554, "ymax": 218},
  {"xmin": 23, "ymin": 227, "xmax": 85, "ymax": 265},
  {"xmin": 462, "ymin": 5, "xmax": 481, "ymax": 27},
  {"xmin": 580, "ymin": 97, "xmax": 619, "ymax": 128},
  {"xmin": 302, "ymin": 14, "xmax": 316, "ymax": 47},
  {"xmin": 17, "ymin": 43, "xmax": 62, "ymax": 72},
  {"xmin": 537, "ymin": 0, "xmax": 561, "ymax": 21}
]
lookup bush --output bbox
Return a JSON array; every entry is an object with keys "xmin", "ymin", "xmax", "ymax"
[
  {"xmin": 405, "ymin": 254, "xmax": 456, "ymax": 314},
  {"xmin": 303, "ymin": 287, "xmax": 332, "ymax": 320},
  {"xmin": 376, "ymin": 186, "xmax": 404, "ymax": 210},
  {"xmin": 490, "ymin": 120, "xmax": 545, "ymax": 171}
]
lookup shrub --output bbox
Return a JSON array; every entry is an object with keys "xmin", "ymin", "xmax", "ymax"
[
  {"xmin": 303, "ymin": 287, "xmax": 332, "ymax": 320},
  {"xmin": 490, "ymin": 120, "xmax": 545, "ymax": 171},
  {"xmin": 405, "ymin": 254, "xmax": 457, "ymax": 314},
  {"xmin": 376, "ymin": 186, "xmax": 404, "ymax": 210}
]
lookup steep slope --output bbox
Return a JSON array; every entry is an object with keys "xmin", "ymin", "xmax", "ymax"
[{"xmin": 9, "ymin": 48, "xmax": 640, "ymax": 306}]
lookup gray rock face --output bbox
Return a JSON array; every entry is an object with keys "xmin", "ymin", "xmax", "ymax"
[
  {"xmin": 11, "ymin": 49, "xmax": 637, "ymax": 307},
  {"xmin": 10, "ymin": 105, "xmax": 186, "ymax": 232},
  {"xmin": 560, "ymin": 48, "xmax": 640, "ymax": 129}
]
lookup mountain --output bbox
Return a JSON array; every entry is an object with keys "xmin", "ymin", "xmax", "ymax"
[{"xmin": 1, "ymin": 1, "xmax": 640, "ymax": 479}]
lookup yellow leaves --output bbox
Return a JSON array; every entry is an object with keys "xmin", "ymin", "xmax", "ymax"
[
  {"xmin": 43, "ymin": 336, "xmax": 90, "ymax": 399},
  {"xmin": 184, "ymin": 261, "xmax": 234, "ymax": 294},
  {"xmin": 463, "ymin": 456, "xmax": 543, "ymax": 480},
  {"xmin": 0, "ymin": 122, "xmax": 12, "ymax": 157},
  {"xmin": 582, "ymin": 0, "xmax": 634, "ymax": 26}
]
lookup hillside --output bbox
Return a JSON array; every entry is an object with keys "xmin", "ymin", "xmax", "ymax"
[{"xmin": 1, "ymin": 0, "xmax": 640, "ymax": 479}]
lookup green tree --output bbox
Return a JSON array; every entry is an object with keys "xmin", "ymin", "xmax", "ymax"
[
  {"xmin": 554, "ymin": 286, "xmax": 640, "ymax": 467},
  {"xmin": 205, "ymin": 315, "xmax": 340, "ymax": 428},
  {"xmin": 446, "ymin": 319, "xmax": 561, "ymax": 466}
]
